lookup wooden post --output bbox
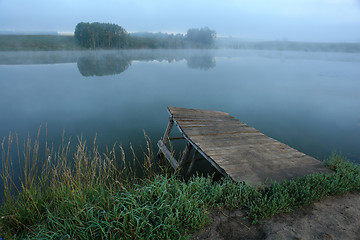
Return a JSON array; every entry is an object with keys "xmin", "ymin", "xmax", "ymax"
[
  {"xmin": 179, "ymin": 142, "xmax": 192, "ymax": 168},
  {"xmin": 186, "ymin": 151, "xmax": 199, "ymax": 179},
  {"xmin": 162, "ymin": 117, "xmax": 174, "ymax": 145}
]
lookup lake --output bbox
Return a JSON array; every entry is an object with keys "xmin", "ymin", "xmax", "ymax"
[{"xmin": 1, "ymin": 49, "xmax": 360, "ymax": 170}]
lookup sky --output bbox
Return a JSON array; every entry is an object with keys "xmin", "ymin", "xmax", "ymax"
[{"xmin": 0, "ymin": 0, "xmax": 360, "ymax": 42}]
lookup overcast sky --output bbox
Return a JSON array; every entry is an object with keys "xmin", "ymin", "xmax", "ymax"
[{"xmin": 1, "ymin": 0, "xmax": 360, "ymax": 42}]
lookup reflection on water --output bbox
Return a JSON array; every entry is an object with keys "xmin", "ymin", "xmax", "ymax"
[
  {"xmin": 77, "ymin": 53, "xmax": 132, "ymax": 77},
  {"xmin": 0, "ymin": 50, "xmax": 217, "ymax": 77},
  {"xmin": 77, "ymin": 51, "xmax": 216, "ymax": 76},
  {"xmin": 187, "ymin": 55, "xmax": 216, "ymax": 70}
]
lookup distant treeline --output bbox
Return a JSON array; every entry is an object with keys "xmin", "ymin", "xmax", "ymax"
[
  {"xmin": 74, "ymin": 22, "xmax": 217, "ymax": 49},
  {"xmin": 1, "ymin": 23, "xmax": 360, "ymax": 52}
]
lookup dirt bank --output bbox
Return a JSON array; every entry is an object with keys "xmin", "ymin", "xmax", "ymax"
[{"xmin": 191, "ymin": 193, "xmax": 360, "ymax": 240}]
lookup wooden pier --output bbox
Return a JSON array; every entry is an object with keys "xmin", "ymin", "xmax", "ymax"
[{"xmin": 158, "ymin": 107, "xmax": 331, "ymax": 186}]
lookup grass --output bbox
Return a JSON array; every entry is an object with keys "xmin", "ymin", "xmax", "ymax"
[
  {"xmin": 1, "ymin": 129, "xmax": 360, "ymax": 239},
  {"xmin": 0, "ymin": 35, "xmax": 83, "ymax": 51}
]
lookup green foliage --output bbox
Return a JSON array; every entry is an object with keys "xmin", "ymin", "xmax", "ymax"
[
  {"xmin": 186, "ymin": 27, "xmax": 216, "ymax": 48},
  {"xmin": 1, "ymin": 130, "xmax": 360, "ymax": 240},
  {"xmin": 128, "ymin": 33, "xmax": 186, "ymax": 49},
  {"xmin": 74, "ymin": 22, "xmax": 216, "ymax": 50},
  {"xmin": 127, "ymin": 36, "xmax": 159, "ymax": 49},
  {"xmin": 75, "ymin": 22, "xmax": 129, "ymax": 49}
]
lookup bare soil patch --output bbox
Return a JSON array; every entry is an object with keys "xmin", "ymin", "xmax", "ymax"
[{"xmin": 191, "ymin": 193, "xmax": 360, "ymax": 240}]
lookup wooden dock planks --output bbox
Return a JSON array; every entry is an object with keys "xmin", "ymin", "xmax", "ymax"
[{"xmin": 159, "ymin": 107, "xmax": 331, "ymax": 186}]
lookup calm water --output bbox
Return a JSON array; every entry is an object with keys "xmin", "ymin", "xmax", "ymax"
[{"xmin": 1, "ymin": 49, "xmax": 360, "ymax": 166}]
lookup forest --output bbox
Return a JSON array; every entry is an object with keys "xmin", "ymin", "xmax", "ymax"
[
  {"xmin": 1, "ymin": 22, "xmax": 359, "ymax": 52},
  {"xmin": 74, "ymin": 22, "xmax": 217, "ymax": 49}
]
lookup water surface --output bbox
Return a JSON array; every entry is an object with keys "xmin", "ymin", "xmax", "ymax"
[{"xmin": 1, "ymin": 49, "xmax": 359, "ymax": 165}]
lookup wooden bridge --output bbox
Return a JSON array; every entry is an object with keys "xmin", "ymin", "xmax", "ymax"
[{"xmin": 158, "ymin": 107, "xmax": 331, "ymax": 186}]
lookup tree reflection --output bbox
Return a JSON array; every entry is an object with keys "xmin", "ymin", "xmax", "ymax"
[
  {"xmin": 77, "ymin": 53, "xmax": 131, "ymax": 77},
  {"xmin": 186, "ymin": 55, "xmax": 216, "ymax": 70},
  {"xmin": 76, "ymin": 50, "xmax": 216, "ymax": 77}
]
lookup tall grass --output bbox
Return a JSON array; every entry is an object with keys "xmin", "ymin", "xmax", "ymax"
[
  {"xmin": 1, "ymin": 127, "xmax": 360, "ymax": 239},
  {"xmin": 0, "ymin": 128, "xmax": 168, "ymax": 239}
]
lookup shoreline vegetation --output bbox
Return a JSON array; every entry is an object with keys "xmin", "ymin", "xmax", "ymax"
[
  {"xmin": 1, "ymin": 130, "xmax": 360, "ymax": 239},
  {"xmin": 0, "ymin": 22, "xmax": 359, "ymax": 52},
  {"xmin": 1, "ymin": 34, "xmax": 360, "ymax": 52},
  {"xmin": 1, "ymin": 34, "xmax": 359, "ymax": 52}
]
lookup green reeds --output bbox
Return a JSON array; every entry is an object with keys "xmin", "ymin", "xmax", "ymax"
[
  {"xmin": 1, "ymin": 127, "xmax": 360, "ymax": 240},
  {"xmin": 0, "ymin": 128, "xmax": 170, "ymax": 238}
]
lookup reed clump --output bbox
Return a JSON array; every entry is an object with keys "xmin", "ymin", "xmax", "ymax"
[
  {"xmin": 0, "ymin": 128, "xmax": 168, "ymax": 239},
  {"xmin": 1, "ymin": 127, "xmax": 360, "ymax": 239}
]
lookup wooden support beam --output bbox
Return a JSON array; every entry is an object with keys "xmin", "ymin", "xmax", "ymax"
[
  {"xmin": 162, "ymin": 117, "xmax": 174, "ymax": 144},
  {"xmin": 186, "ymin": 151, "xmax": 199, "ymax": 179},
  {"xmin": 168, "ymin": 136, "xmax": 185, "ymax": 140},
  {"xmin": 171, "ymin": 117, "xmax": 229, "ymax": 177},
  {"xmin": 157, "ymin": 139, "xmax": 178, "ymax": 169},
  {"xmin": 179, "ymin": 142, "xmax": 192, "ymax": 168},
  {"xmin": 157, "ymin": 117, "xmax": 174, "ymax": 157}
]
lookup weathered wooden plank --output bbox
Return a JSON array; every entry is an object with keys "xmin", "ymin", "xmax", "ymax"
[
  {"xmin": 189, "ymin": 131, "xmax": 265, "ymax": 140},
  {"xmin": 179, "ymin": 128, "xmax": 259, "ymax": 136},
  {"xmin": 179, "ymin": 123, "xmax": 255, "ymax": 129},
  {"xmin": 196, "ymin": 141, "xmax": 288, "ymax": 152},
  {"xmin": 157, "ymin": 117, "xmax": 174, "ymax": 157},
  {"xmin": 214, "ymin": 155, "xmax": 329, "ymax": 185},
  {"xmin": 174, "ymin": 114, "xmax": 235, "ymax": 119},
  {"xmin": 229, "ymin": 161, "xmax": 329, "ymax": 185},
  {"xmin": 170, "ymin": 113, "xmax": 235, "ymax": 120},
  {"xmin": 205, "ymin": 152, "xmax": 310, "ymax": 169},
  {"xmin": 157, "ymin": 140, "xmax": 178, "ymax": 169},
  {"xmin": 202, "ymin": 144, "xmax": 307, "ymax": 161},
  {"xmin": 174, "ymin": 114, "xmax": 238, "ymax": 119},
  {"xmin": 161, "ymin": 118, "xmax": 174, "ymax": 144},
  {"xmin": 191, "ymin": 134, "xmax": 274, "ymax": 148},
  {"xmin": 178, "ymin": 122, "xmax": 248, "ymax": 127},
  {"xmin": 168, "ymin": 106, "xmax": 230, "ymax": 116},
  {"xmin": 196, "ymin": 142, "xmax": 294, "ymax": 160},
  {"xmin": 174, "ymin": 118, "xmax": 236, "ymax": 122}
]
